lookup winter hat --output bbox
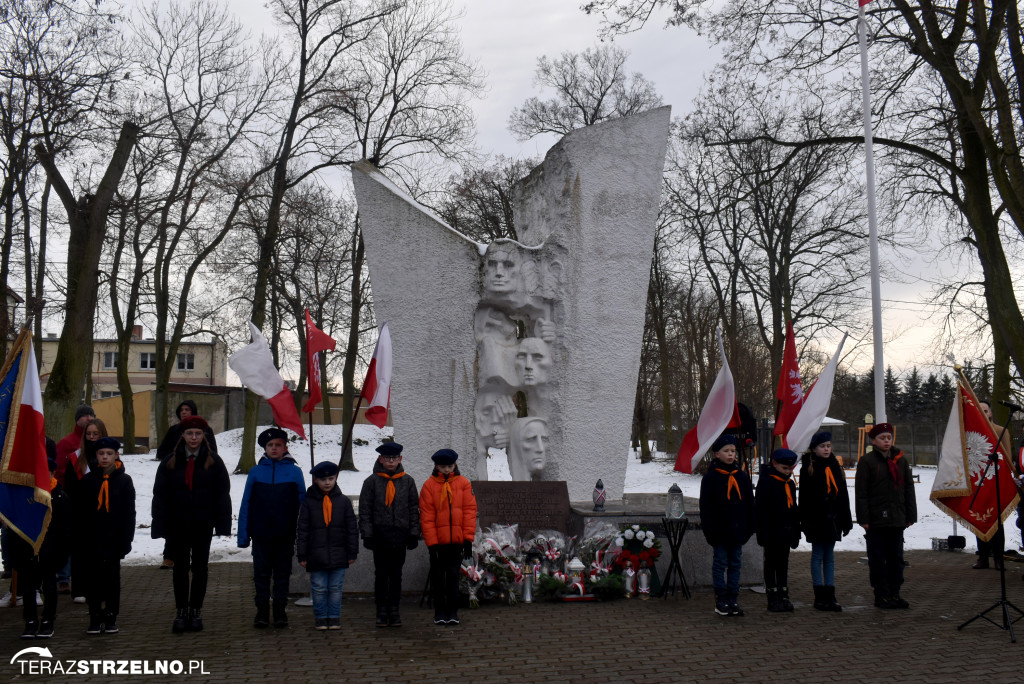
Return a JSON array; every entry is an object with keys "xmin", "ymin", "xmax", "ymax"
[
  {"xmin": 711, "ymin": 434, "xmax": 738, "ymax": 453},
  {"xmin": 175, "ymin": 399, "xmax": 199, "ymax": 420},
  {"xmin": 47, "ymin": 457, "xmax": 57, "ymax": 473},
  {"xmin": 75, "ymin": 405, "xmax": 95, "ymax": 422},
  {"xmin": 431, "ymin": 448, "xmax": 458, "ymax": 465},
  {"xmin": 95, "ymin": 437, "xmax": 121, "ymax": 452},
  {"xmin": 258, "ymin": 427, "xmax": 289, "ymax": 448},
  {"xmin": 179, "ymin": 416, "xmax": 210, "ymax": 433},
  {"xmin": 868, "ymin": 423, "xmax": 893, "ymax": 439},
  {"xmin": 771, "ymin": 448, "xmax": 799, "ymax": 466},
  {"xmin": 809, "ymin": 432, "xmax": 832, "ymax": 450},
  {"xmin": 376, "ymin": 442, "xmax": 403, "ymax": 456},
  {"xmin": 310, "ymin": 461, "xmax": 339, "ymax": 478}
]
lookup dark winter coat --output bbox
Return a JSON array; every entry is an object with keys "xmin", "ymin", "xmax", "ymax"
[
  {"xmin": 151, "ymin": 438, "xmax": 232, "ymax": 540},
  {"xmin": 855, "ymin": 447, "xmax": 917, "ymax": 528},
  {"xmin": 296, "ymin": 484, "xmax": 359, "ymax": 572},
  {"xmin": 799, "ymin": 454, "xmax": 853, "ymax": 544},
  {"xmin": 755, "ymin": 464, "xmax": 801, "ymax": 549},
  {"xmin": 358, "ymin": 461, "xmax": 420, "ymax": 546},
  {"xmin": 5, "ymin": 480, "xmax": 72, "ymax": 572},
  {"xmin": 79, "ymin": 463, "xmax": 136, "ymax": 560},
  {"xmin": 237, "ymin": 455, "xmax": 305, "ymax": 546},
  {"xmin": 699, "ymin": 460, "xmax": 756, "ymax": 547}
]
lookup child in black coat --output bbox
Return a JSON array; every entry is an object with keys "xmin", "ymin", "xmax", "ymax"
[
  {"xmin": 799, "ymin": 431, "xmax": 852, "ymax": 611},
  {"xmin": 699, "ymin": 434, "xmax": 755, "ymax": 617},
  {"xmin": 296, "ymin": 461, "xmax": 358, "ymax": 631},
  {"xmin": 78, "ymin": 437, "xmax": 135, "ymax": 635},
  {"xmin": 756, "ymin": 448, "xmax": 801, "ymax": 612}
]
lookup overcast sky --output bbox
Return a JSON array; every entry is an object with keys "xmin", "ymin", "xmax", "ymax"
[{"xmin": 216, "ymin": 0, "xmax": 981, "ymax": 378}]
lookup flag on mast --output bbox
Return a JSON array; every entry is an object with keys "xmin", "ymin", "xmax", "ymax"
[
  {"xmin": 674, "ymin": 329, "xmax": 737, "ymax": 474},
  {"xmin": 773, "ymin": 320, "xmax": 804, "ymax": 446},
  {"xmin": 360, "ymin": 322, "xmax": 392, "ymax": 429},
  {"xmin": 0, "ymin": 330, "xmax": 52, "ymax": 553},
  {"xmin": 786, "ymin": 333, "xmax": 848, "ymax": 454},
  {"xmin": 302, "ymin": 309, "xmax": 338, "ymax": 413},
  {"xmin": 930, "ymin": 375, "xmax": 1020, "ymax": 541},
  {"xmin": 229, "ymin": 321, "xmax": 306, "ymax": 439}
]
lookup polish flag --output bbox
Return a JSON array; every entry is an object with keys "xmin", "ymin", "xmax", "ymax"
[
  {"xmin": 785, "ymin": 333, "xmax": 848, "ymax": 454},
  {"xmin": 0, "ymin": 332, "xmax": 51, "ymax": 552},
  {"xmin": 229, "ymin": 322, "xmax": 306, "ymax": 439},
  {"xmin": 302, "ymin": 309, "xmax": 338, "ymax": 413},
  {"xmin": 674, "ymin": 329, "xmax": 736, "ymax": 474},
  {"xmin": 360, "ymin": 322, "xmax": 392, "ymax": 429}
]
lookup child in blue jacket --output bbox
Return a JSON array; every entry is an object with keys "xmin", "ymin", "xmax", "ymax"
[{"xmin": 238, "ymin": 427, "xmax": 305, "ymax": 628}]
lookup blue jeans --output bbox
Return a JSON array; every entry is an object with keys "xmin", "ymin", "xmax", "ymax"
[
  {"xmin": 810, "ymin": 542, "xmax": 836, "ymax": 586},
  {"xmin": 711, "ymin": 544, "xmax": 742, "ymax": 597},
  {"xmin": 310, "ymin": 568, "xmax": 346, "ymax": 620}
]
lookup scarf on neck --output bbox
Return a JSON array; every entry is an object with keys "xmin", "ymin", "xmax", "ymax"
[
  {"xmin": 185, "ymin": 454, "xmax": 196, "ymax": 491},
  {"xmin": 97, "ymin": 462, "xmax": 120, "ymax": 512},
  {"xmin": 433, "ymin": 473, "xmax": 454, "ymax": 502},
  {"xmin": 885, "ymin": 451, "xmax": 904, "ymax": 489},
  {"xmin": 825, "ymin": 466, "xmax": 839, "ymax": 495},
  {"xmin": 770, "ymin": 473, "xmax": 795, "ymax": 508},
  {"xmin": 715, "ymin": 468, "xmax": 742, "ymax": 500},
  {"xmin": 322, "ymin": 493, "xmax": 333, "ymax": 526},
  {"xmin": 377, "ymin": 470, "xmax": 406, "ymax": 507}
]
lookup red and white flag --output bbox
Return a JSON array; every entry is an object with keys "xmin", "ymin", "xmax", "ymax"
[
  {"xmin": 773, "ymin": 320, "xmax": 804, "ymax": 446},
  {"xmin": 786, "ymin": 332, "xmax": 847, "ymax": 454},
  {"xmin": 229, "ymin": 321, "xmax": 306, "ymax": 439},
  {"xmin": 859, "ymin": 0, "xmax": 873, "ymax": 6},
  {"xmin": 674, "ymin": 329, "xmax": 736, "ymax": 474},
  {"xmin": 360, "ymin": 322, "xmax": 392, "ymax": 429},
  {"xmin": 931, "ymin": 377, "xmax": 1020, "ymax": 541},
  {"xmin": 302, "ymin": 309, "xmax": 337, "ymax": 413}
]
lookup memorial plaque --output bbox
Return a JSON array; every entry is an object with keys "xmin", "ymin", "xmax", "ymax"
[{"xmin": 473, "ymin": 481, "xmax": 570, "ymax": 535}]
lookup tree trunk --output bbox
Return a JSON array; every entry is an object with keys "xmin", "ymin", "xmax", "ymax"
[
  {"xmin": 339, "ymin": 226, "xmax": 365, "ymax": 471},
  {"xmin": 33, "ymin": 180, "xmax": 49, "ymax": 368},
  {"xmin": 36, "ymin": 122, "xmax": 139, "ymax": 439}
]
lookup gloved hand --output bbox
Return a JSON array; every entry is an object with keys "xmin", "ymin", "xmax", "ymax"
[
  {"xmin": 406, "ymin": 535, "xmax": 419, "ymax": 551},
  {"xmin": 428, "ymin": 546, "xmax": 439, "ymax": 563},
  {"xmin": 462, "ymin": 540, "xmax": 473, "ymax": 559},
  {"xmin": 363, "ymin": 537, "xmax": 375, "ymax": 550}
]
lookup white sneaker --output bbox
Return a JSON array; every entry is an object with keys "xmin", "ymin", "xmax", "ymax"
[
  {"xmin": 73, "ymin": 596, "xmax": 87, "ymax": 604},
  {"xmin": 0, "ymin": 591, "xmax": 15, "ymax": 607}
]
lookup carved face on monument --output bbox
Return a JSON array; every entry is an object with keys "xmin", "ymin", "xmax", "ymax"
[
  {"xmin": 475, "ymin": 390, "xmax": 517, "ymax": 449},
  {"xmin": 510, "ymin": 417, "xmax": 549, "ymax": 476},
  {"xmin": 483, "ymin": 243, "xmax": 521, "ymax": 295},
  {"xmin": 515, "ymin": 337, "xmax": 551, "ymax": 386}
]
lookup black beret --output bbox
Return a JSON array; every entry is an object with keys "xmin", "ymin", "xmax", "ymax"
[
  {"xmin": 711, "ymin": 434, "xmax": 738, "ymax": 453},
  {"xmin": 809, "ymin": 432, "xmax": 832, "ymax": 450},
  {"xmin": 310, "ymin": 461, "xmax": 339, "ymax": 478},
  {"xmin": 376, "ymin": 442, "xmax": 403, "ymax": 456},
  {"xmin": 431, "ymin": 448, "xmax": 458, "ymax": 465},
  {"xmin": 772, "ymin": 448, "xmax": 799, "ymax": 466},
  {"xmin": 95, "ymin": 437, "xmax": 121, "ymax": 452},
  {"xmin": 258, "ymin": 427, "xmax": 289, "ymax": 448}
]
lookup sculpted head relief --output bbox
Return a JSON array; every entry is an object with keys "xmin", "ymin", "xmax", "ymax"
[
  {"xmin": 515, "ymin": 337, "xmax": 551, "ymax": 387},
  {"xmin": 483, "ymin": 243, "xmax": 521, "ymax": 296}
]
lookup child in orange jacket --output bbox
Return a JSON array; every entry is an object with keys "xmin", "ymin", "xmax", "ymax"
[{"xmin": 419, "ymin": 449, "xmax": 477, "ymax": 626}]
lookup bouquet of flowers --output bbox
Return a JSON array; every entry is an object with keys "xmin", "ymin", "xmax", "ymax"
[
  {"xmin": 575, "ymin": 521, "xmax": 621, "ymax": 581},
  {"xmin": 613, "ymin": 524, "xmax": 661, "ymax": 571},
  {"xmin": 473, "ymin": 524, "xmax": 523, "ymax": 605},
  {"xmin": 521, "ymin": 530, "xmax": 574, "ymax": 573}
]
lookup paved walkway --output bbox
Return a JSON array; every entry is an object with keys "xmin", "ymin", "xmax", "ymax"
[{"xmin": 1, "ymin": 550, "xmax": 1021, "ymax": 682}]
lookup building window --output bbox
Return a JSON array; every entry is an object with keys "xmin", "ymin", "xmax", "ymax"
[
  {"xmin": 177, "ymin": 353, "xmax": 195, "ymax": 371},
  {"xmin": 99, "ymin": 390, "xmax": 120, "ymax": 399},
  {"xmin": 102, "ymin": 351, "xmax": 118, "ymax": 369},
  {"xmin": 140, "ymin": 352, "xmax": 156, "ymax": 370}
]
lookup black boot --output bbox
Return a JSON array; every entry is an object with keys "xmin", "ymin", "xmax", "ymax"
[
  {"xmin": 103, "ymin": 612, "xmax": 119, "ymax": 634},
  {"xmin": 87, "ymin": 614, "xmax": 102, "ymax": 635},
  {"xmin": 172, "ymin": 609, "xmax": 188, "ymax": 634},
  {"xmin": 272, "ymin": 601, "xmax": 288, "ymax": 627},
  {"xmin": 376, "ymin": 606, "xmax": 389, "ymax": 628},
  {"xmin": 388, "ymin": 605, "xmax": 402, "ymax": 627},
  {"xmin": 188, "ymin": 608, "xmax": 203, "ymax": 632},
  {"xmin": 254, "ymin": 602, "xmax": 270, "ymax": 628},
  {"xmin": 766, "ymin": 588, "xmax": 783, "ymax": 612},
  {"xmin": 779, "ymin": 587, "xmax": 794, "ymax": 612},
  {"xmin": 825, "ymin": 586, "xmax": 843, "ymax": 612},
  {"xmin": 813, "ymin": 585, "xmax": 829, "ymax": 611}
]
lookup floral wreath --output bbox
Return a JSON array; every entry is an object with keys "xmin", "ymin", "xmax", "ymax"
[{"xmin": 613, "ymin": 524, "xmax": 660, "ymax": 569}]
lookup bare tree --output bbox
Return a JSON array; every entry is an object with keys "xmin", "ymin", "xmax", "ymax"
[
  {"xmin": 436, "ymin": 155, "xmax": 537, "ymax": 243},
  {"xmin": 508, "ymin": 43, "xmax": 662, "ymax": 141}
]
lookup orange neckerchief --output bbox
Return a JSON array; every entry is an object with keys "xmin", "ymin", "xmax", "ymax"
[
  {"xmin": 49, "ymin": 477, "xmax": 57, "ymax": 493},
  {"xmin": 97, "ymin": 463, "xmax": 121, "ymax": 512},
  {"xmin": 715, "ymin": 468, "xmax": 742, "ymax": 500},
  {"xmin": 322, "ymin": 494, "xmax": 333, "ymax": 526},
  {"xmin": 824, "ymin": 467, "xmax": 839, "ymax": 495},
  {"xmin": 377, "ymin": 471, "xmax": 406, "ymax": 507},
  {"xmin": 770, "ymin": 473, "xmax": 795, "ymax": 508},
  {"xmin": 433, "ymin": 473, "xmax": 454, "ymax": 502}
]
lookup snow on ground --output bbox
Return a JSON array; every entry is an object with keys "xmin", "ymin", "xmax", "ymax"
[{"xmin": 121, "ymin": 425, "xmax": 1020, "ymax": 565}]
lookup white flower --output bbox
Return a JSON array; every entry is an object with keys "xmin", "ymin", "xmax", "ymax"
[
  {"xmin": 624, "ymin": 529, "xmax": 635, "ymax": 540},
  {"xmin": 631, "ymin": 524, "xmax": 640, "ymax": 531},
  {"xmin": 615, "ymin": 537, "xmax": 624, "ymax": 547},
  {"xmin": 643, "ymin": 538, "xmax": 654, "ymax": 548},
  {"xmin": 645, "ymin": 530, "xmax": 656, "ymax": 540}
]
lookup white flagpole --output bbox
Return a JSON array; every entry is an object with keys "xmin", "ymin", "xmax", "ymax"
[{"xmin": 858, "ymin": 3, "xmax": 886, "ymax": 422}]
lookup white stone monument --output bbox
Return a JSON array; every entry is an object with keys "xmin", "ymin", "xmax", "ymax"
[{"xmin": 351, "ymin": 106, "xmax": 670, "ymax": 501}]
